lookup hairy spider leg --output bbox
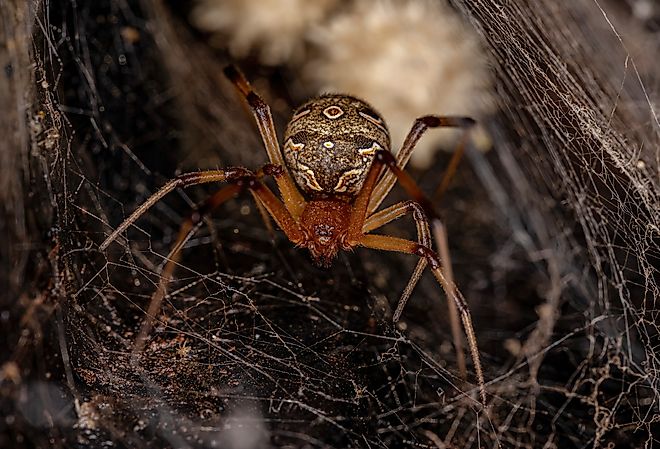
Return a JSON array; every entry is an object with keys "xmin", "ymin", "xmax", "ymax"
[
  {"xmin": 132, "ymin": 183, "xmax": 242, "ymax": 357},
  {"xmin": 367, "ymin": 151, "xmax": 470, "ymax": 378},
  {"xmin": 358, "ymin": 233, "xmax": 486, "ymax": 407},
  {"xmin": 362, "ymin": 200, "xmax": 431, "ymax": 321},
  {"xmin": 150, "ymin": 164, "xmax": 299, "ymax": 290},
  {"xmin": 367, "ymin": 115, "xmax": 475, "ymax": 214},
  {"xmin": 432, "ymin": 220, "xmax": 467, "ymax": 381},
  {"xmin": 103, "ymin": 165, "xmax": 304, "ymax": 357},
  {"xmin": 223, "ymin": 65, "xmax": 306, "ymax": 218},
  {"xmin": 348, "ymin": 151, "xmax": 484, "ymax": 404},
  {"xmin": 366, "ymin": 120, "xmax": 475, "ymax": 382},
  {"xmin": 250, "ymin": 190, "xmax": 276, "ymax": 240},
  {"xmin": 100, "ymin": 168, "xmax": 254, "ymax": 251},
  {"xmin": 433, "ymin": 130, "xmax": 471, "ymax": 201}
]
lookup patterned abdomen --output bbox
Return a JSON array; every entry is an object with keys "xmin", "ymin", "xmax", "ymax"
[{"xmin": 282, "ymin": 95, "xmax": 391, "ymax": 199}]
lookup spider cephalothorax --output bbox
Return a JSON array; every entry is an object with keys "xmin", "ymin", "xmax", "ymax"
[
  {"xmin": 99, "ymin": 65, "xmax": 487, "ymax": 406},
  {"xmin": 298, "ymin": 198, "xmax": 352, "ymax": 267}
]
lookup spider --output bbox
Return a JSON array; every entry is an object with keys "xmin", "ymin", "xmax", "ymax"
[{"xmin": 100, "ymin": 65, "xmax": 486, "ymax": 406}]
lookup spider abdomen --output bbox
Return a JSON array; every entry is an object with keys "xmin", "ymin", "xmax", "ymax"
[{"xmin": 282, "ymin": 94, "xmax": 391, "ymax": 199}]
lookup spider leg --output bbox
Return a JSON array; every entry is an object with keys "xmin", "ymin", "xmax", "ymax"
[
  {"xmin": 122, "ymin": 167, "xmax": 304, "ymax": 357},
  {"xmin": 363, "ymin": 201, "xmax": 430, "ymax": 314},
  {"xmin": 100, "ymin": 167, "xmax": 254, "ymax": 250},
  {"xmin": 368, "ymin": 116, "xmax": 475, "ymax": 214},
  {"xmin": 368, "ymin": 152, "xmax": 468, "ymax": 368},
  {"xmin": 434, "ymin": 131, "xmax": 470, "ymax": 201},
  {"xmin": 357, "ymin": 233, "xmax": 487, "ymax": 407},
  {"xmin": 250, "ymin": 192, "xmax": 276, "ymax": 241},
  {"xmin": 132, "ymin": 183, "xmax": 243, "ymax": 357},
  {"xmin": 363, "ymin": 200, "xmax": 467, "ymax": 380},
  {"xmin": 247, "ymin": 175, "xmax": 305, "ymax": 243},
  {"xmin": 223, "ymin": 65, "xmax": 305, "ymax": 217},
  {"xmin": 351, "ymin": 151, "xmax": 469, "ymax": 379}
]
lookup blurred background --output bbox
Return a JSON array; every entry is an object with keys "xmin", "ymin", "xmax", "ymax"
[{"xmin": 1, "ymin": 0, "xmax": 659, "ymax": 447}]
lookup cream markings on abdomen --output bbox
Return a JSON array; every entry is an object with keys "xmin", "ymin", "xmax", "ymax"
[
  {"xmin": 323, "ymin": 105, "xmax": 344, "ymax": 119},
  {"xmin": 358, "ymin": 141, "xmax": 382, "ymax": 155},
  {"xmin": 284, "ymin": 138, "xmax": 305, "ymax": 152},
  {"xmin": 333, "ymin": 169, "xmax": 363, "ymax": 193},
  {"xmin": 297, "ymin": 163, "xmax": 324, "ymax": 191}
]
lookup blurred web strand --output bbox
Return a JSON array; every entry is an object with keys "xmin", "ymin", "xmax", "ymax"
[{"xmin": 461, "ymin": 0, "xmax": 660, "ymax": 445}]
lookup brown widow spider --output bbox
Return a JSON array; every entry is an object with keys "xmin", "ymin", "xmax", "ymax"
[{"xmin": 100, "ymin": 65, "xmax": 486, "ymax": 406}]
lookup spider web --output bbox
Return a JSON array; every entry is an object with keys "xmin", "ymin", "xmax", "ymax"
[{"xmin": 3, "ymin": 0, "xmax": 659, "ymax": 448}]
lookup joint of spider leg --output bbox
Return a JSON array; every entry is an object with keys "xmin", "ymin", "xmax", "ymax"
[
  {"xmin": 372, "ymin": 150, "xmax": 396, "ymax": 184},
  {"xmin": 374, "ymin": 149, "xmax": 389, "ymax": 161},
  {"xmin": 226, "ymin": 167, "xmax": 255, "ymax": 182},
  {"xmin": 261, "ymin": 164, "xmax": 284, "ymax": 178},
  {"xmin": 246, "ymin": 92, "xmax": 265, "ymax": 110},
  {"xmin": 414, "ymin": 244, "xmax": 441, "ymax": 270},
  {"xmin": 403, "ymin": 198, "xmax": 428, "ymax": 223},
  {"xmin": 223, "ymin": 65, "xmax": 250, "ymax": 95},
  {"xmin": 414, "ymin": 245, "xmax": 471, "ymax": 316},
  {"xmin": 418, "ymin": 116, "xmax": 442, "ymax": 129},
  {"xmin": 403, "ymin": 200, "xmax": 426, "ymax": 221}
]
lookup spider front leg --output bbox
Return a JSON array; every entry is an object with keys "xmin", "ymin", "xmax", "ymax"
[
  {"xmin": 366, "ymin": 152, "xmax": 467, "ymax": 370},
  {"xmin": 152, "ymin": 165, "xmax": 302, "ymax": 285},
  {"xmin": 349, "ymin": 151, "xmax": 477, "ymax": 395},
  {"xmin": 132, "ymin": 183, "xmax": 243, "ymax": 357},
  {"xmin": 363, "ymin": 200, "xmax": 432, "ymax": 320},
  {"xmin": 100, "ymin": 167, "xmax": 251, "ymax": 356},
  {"xmin": 100, "ymin": 167, "xmax": 254, "ymax": 250},
  {"xmin": 101, "ymin": 164, "xmax": 304, "ymax": 356},
  {"xmin": 223, "ymin": 65, "xmax": 305, "ymax": 218},
  {"xmin": 359, "ymin": 233, "xmax": 487, "ymax": 406},
  {"xmin": 351, "ymin": 151, "xmax": 467, "ymax": 367},
  {"xmin": 363, "ymin": 200, "xmax": 468, "ymax": 380}
]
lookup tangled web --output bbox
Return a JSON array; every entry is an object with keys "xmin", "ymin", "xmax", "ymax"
[{"xmin": 4, "ymin": 0, "xmax": 659, "ymax": 448}]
